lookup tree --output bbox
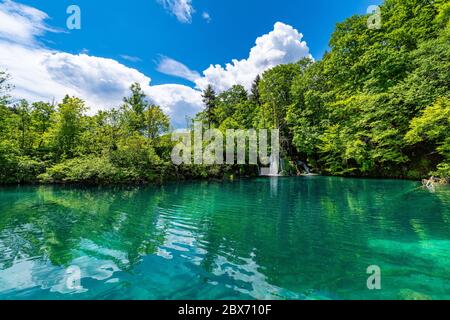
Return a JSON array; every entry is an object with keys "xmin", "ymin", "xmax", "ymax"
[
  {"xmin": 1, "ymin": 0, "xmax": 449, "ymax": 185},
  {"xmin": 250, "ymin": 75, "xmax": 261, "ymax": 105},
  {"xmin": 0, "ymin": 71, "xmax": 13, "ymax": 141},
  {"xmin": 435, "ymin": 0, "xmax": 450, "ymax": 32},
  {"xmin": 202, "ymin": 84, "xmax": 217, "ymax": 126},
  {"xmin": 105, "ymin": 108, "xmax": 125, "ymax": 151},
  {"xmin": 284, "ymin": 0, "xmax": 449, "ymax": 177},
  {"xmin": 258, "ymin": 63, "xmax": 302, "ymax": 157},
  {"xmin": 123, "ymin": 82, "xmax": 148, "ymax": 132},
  {"xmin": 13, "ymin": 100, "xmax": 33, "ymax": 153},
  {"xmin": 287, "ymin": 59, "xmax": 327, "ymax": 159},
  {"xmin": 405, "ymin": 98, "xmax": 450, "ymax": 178},
  {"xmin": 395, "ymin": 34, "xmax": 450, "ymax": 111},
  {"xmin": 51, "ymin": 96, "xmax": 87, "ymax": 158},
  {"xmin": 259, "ymin": 63, "xmax": 301, "ymax": 129},
  {"xmin": 214, "ymin": 85, "xmax": 248, "ymax": 124},
  {"xmin": 0, "ymin": 71, "xmax": 12, "ymax": 105},
  {"xmin": 144, "ymin": 105, "xmax": 170, "ymax": 140},
  {"xmin": 31, "ymin": 102, "xmax": 55, "ymax": 148}
]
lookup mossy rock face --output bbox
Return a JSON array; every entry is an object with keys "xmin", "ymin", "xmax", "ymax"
[{"xmin": 398, "ymin": 289, "xmax": 432, "ymax": 300}]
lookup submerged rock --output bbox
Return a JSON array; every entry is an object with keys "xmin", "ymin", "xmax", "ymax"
[{"xmin": 398, "ymin": 289, "xmax": 432, "ymax": 300}]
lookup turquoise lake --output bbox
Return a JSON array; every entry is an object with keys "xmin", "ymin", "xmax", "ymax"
[{"xmin": 0, "ymin": 177, "xmax": 449, "ymax": 300}]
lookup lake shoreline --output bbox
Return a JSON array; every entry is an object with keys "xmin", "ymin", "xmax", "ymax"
[{"xmin": 0, "ymin": 173, "xmax": 438, "ymax": 188}]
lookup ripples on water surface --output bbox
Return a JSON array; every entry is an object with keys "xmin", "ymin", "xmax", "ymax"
[{"xmin": 0, "ymin": 177, "xmax": 449, "ymax": 300}]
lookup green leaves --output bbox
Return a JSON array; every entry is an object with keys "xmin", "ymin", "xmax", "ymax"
[
  {"xmin": 51, "ymin": 96, "xmax": 87, "ymax": 158},
  {"xmin": 201, "ymin": 84, "xmax": 218, "ymax": 126},
  {"xmin": 2, "ymin": 0, "xmax": 450, "ymax": 184},
  {"xmin": 144, "ymin": 105, "xmax": 170, "ymax": 140},
  {"xmin": 283, "ymin": 0, "xmax": 448, "ymax": 178},
  {"xmin": 405, "ymin": 98, "xmax": 450, "ymax": 144},
  {"xmin": 0, "ymin": 79, "xmax": 177, "ymax": 185},
  {"xmin": 404, "ymin": 98, "xmax": 450, "ymax": 179}
]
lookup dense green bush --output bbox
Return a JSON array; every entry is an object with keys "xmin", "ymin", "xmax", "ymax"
[
  {"xmin": 38, "ymin": 155, "xmax": 178, "ymax": 185},
  {"xmin": 38, "ymin": 156, "xmax": 131, "ymax": 185},
  {"xmin": 0, "ymin": 142, "xmax": 46, "ymax": 184}
]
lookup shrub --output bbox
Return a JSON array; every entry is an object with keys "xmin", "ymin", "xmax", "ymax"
[
  {"xmin": 0, "ymin": 142, "xmax": 46, "ymax": 184},
  {"xmin": 38, "ymin": 156, "xmax": 129, "ymax": 185}
]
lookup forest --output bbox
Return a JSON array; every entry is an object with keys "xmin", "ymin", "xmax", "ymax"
[{"xmin": 0, "ymin": 0, "xmax": 449, "ymax": 185}]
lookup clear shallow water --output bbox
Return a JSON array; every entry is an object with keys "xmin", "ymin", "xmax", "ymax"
[{"xmin": 0, "ymin": 177, "xmax": 449, "ymax": 300}]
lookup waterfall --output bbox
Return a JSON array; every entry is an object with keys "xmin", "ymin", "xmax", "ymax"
[
  {"xmin": 298, "ymin": 161, "xmax": 311, "ymax": 175},
  {"xmin": 260, "ymin": 154, "xmax": 283, "ymax": 176},
  {"xmin": 269, "ymin": 154, "xmax": 279, "ymax": 176}
]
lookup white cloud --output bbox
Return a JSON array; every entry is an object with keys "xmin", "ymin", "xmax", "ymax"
[
  {"xmin": 0, "ymin": 42, "xmax": 152, "ymax": 112},
  {"xmin": 202, "ymin": 12, "xmax": 211, "ymax": 23},
  {"xmin": 0, "ymin": 2, "xmax": 312, "ymax": 129},
  {"xmin": 195, "ymin": 22, "xmax": 312, "ymax": 92},
  {"xmin": 120, "ymin": 54, "xmax": 142, "ymax": 62},
  {"xmin": 146, "ymin": 84, "xmax": 202, "ymax": 128},
  {"xmin": 0, "ymin": 0, "xmax": 57, "ymax": 45},
  {"xmin": 0, "ymin": 42, "xmax": 203, "ymax": 125},
  {"xmin": 0, "ymin": 1, "xmax": 203, "ymax": 128},
  {"xmin": 156, "ymin": 56, "xmax": 201, "ymax": 82},
  {"xmin": 157, "ymin": 0, "xmax": 194, "ymax": 23},
  {"xmin": 45, "ymin": 52, "xmax": 153, "ymax": 110}
]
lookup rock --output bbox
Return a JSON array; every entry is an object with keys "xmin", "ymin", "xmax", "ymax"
[{"xmin": 398, "ymin": 289, "xmax": 432, "ymax": 300}]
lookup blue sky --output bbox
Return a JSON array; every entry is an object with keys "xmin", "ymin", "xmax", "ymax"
[{"xmin": 0, "ymin": 0, "xmax": 383, "ymax": 127}]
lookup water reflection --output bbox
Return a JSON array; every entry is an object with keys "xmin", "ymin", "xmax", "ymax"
[{"xmin": 0, "ymin": 177, "xmax": 449, "ymax": 299}]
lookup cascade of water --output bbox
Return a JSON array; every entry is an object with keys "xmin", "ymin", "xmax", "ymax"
[
  {"xmin": 298, "ymin": 161, "xmax": 311, "ymax": 174},
  {"xmin": 260, "ymin": 154, "xmax": 283, "ymax": 176},
  {"xmin": 269, "ymin": 154, "xmax": 279, "ymax": 176}
]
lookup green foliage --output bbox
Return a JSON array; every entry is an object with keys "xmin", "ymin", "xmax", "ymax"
[
  {"xmin": 50, "ymin": 96, "xmax": 87, "ymax": 158},
  {"xmin": 434, "ymin": 162, "xmax": 450, "ymax": 180},
  {"xmin": 0, "ymin": 71, "xmax": 12, "ymax": 104},
  {"xmin": 0, "ymin": 141, "xmax": 46, "ymax": 184},
  {"xmin": 31, "ymin": 102, "xmax": 55, "ymax": 149},
  {"xmin": 123, "ymin": 82, "xmax": 148, "ymax": 132},
  {"xmin": 14, "ymin": 100, "xmax": 33, "ymax": 152},
  {"xmin": 1, "ymin": 0, "xmax": 449, "ymax": 184},
  {"xmin": 259, "ymin": 63, "xmax": 302, "ymax": 130},
  {"xmin": 144, "ymin": 105, "xmax": 170, "ymax": 140},
  {"xmin": 201, "ymin": 84, "xmax": 217, "ymax": 126},
  {"xmin": 211, "ymin": 85, "xmax": 258, "ymax": 130},
  {"xmin": 284, "ymin": 0, "xmax": 449, "ymax": 178},
  {"xmin": 0, "ymin": 80, "xmax": 177, "ymax": 185},
  {"xmin": 39, "ymin": 156, "xmax": 126, "ymax": 185},
  {"xmin": 250, "ymin": 75, "xmax": 261, "ymax": 105},
  {"xmin": 405, "ymin": 98, "xmax": 450, "ymax": 145},
  {"xmin": 0, "ymin": 141, "xmax": 20, "ymax": 183},
  {"xmin": 110, "ymin": 134, "xmax": 160, "ymax": 170},
  {"xmin": 405, "ymin": 98, "xmax": 450, "ymax": 178}
]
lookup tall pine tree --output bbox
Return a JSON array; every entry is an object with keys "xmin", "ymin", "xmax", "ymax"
[
  {"xmin": 202, "ymin": 84, "xmax": 217, "ymax": 127},
  {"xmin": 250, "ymin": 75, "xmax": 261, "ymax": 106}
]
